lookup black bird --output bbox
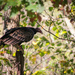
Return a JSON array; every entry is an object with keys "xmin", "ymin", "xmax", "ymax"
[{"xmin": 0, "ymin": 27, "xmax": 42, "ymax": 53}]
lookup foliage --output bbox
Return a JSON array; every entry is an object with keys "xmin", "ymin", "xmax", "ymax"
[{"xmin": 0, "ymin": 0, "xmax": 75, "ymax": 75}]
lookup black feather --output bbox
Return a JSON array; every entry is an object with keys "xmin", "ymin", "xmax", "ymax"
[{"xmin": 0, "ymin": 27, "xmax": 41, "ymax": 46}]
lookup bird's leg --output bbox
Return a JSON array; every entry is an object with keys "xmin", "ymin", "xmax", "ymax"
[{"xmin": 16, "ymin": 45, "xmax": 24, "ymax": 54}]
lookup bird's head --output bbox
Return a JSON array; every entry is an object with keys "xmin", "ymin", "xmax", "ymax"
[{"xmin": 36, "ymin": 28, "xmax": 43, "ymax": 34}]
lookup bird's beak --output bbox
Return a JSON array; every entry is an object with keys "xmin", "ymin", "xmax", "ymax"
[{"xmin": 36, "ymin": 28, "xmax": 43, "ymax": 34}]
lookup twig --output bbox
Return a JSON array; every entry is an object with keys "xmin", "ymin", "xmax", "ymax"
[{"xmin": 36, "ymin": 21, "xmax": 75, "ymax": 42}]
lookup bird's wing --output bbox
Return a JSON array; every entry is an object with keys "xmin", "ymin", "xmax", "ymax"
[
  {"xmin": 2, "ymin": 35, "xmax": 22, "ymax": 45},
  {"xmin": 9, "ymin": 28, "xmax": 34, "ymax": 42}
]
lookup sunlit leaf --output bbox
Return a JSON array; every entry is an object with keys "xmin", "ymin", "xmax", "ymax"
[
  {"xmin": 61, "ymin": 31, "xmax": 67, "ymax": 35},
  {"xmin": 32, "ymin": 41, "xmax": 37, "ymax": 45},
  {"xmin": 64, "ymin": 71, "xmax": 67, "ymax": 73},
  {"xmin": 45, "ymin": 43, "xmax": 49, "ymax": 46},
  {"xmin": 55, "ymin": 33, "xmax": 59, "ymax": 37},
  {"xmin": 52, "ymin": 27, "xmax": 57, "ymax": 31},
  {"xmin": 37, "ymin": 38, "xmax": 41, "ymax": 41},
  {"xmin": 13, "ymin": 52, "xmax": 16, "ymax": 56},
  {"xmin": 32, "ymin": 70, "xmax": 46, "ymax": 75}
]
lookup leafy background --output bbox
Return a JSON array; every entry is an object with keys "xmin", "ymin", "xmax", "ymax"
[{"xmin": 0, "ymin": 0, "xmax": 75, "ymax": 75}]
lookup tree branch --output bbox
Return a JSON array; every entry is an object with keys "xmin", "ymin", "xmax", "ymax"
[{"xmin": 36, "ymin": 21, "xmax": 75, "ymax": 42}]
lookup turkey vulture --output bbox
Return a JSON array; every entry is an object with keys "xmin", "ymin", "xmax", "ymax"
[{"xmin": 0, "ymin": 27, "xmax": 42, "ymax": 53}]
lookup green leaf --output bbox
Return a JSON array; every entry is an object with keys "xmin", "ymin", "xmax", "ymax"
[
  {"xmin": 67, "ymin": 69, "xmax": 71, "ymax": 74},
  {"xmin": 39, "ymin": 52, "xmax": 45, "ymax": 57},
  {"xmin": 48, "ymin": 47, "xmax": 54, "ymax": 49},
  {"xmin": 22, "ymin": 45, "xmax": 25, "ymax": 49},
  {"xmin": 20, "ymin": 11, "xmax": 25, "ymax": 14},
  {"xmin": 6, "ymin": 50, "xmax": 11, "ymax": 54},
  {"xmin": 37, "ymin": 4, "xmax": 44, "ymax": 13},
  {"xmin": 49, "ymin": 7, "xmax": 53, "ymax": 11},
  {"xmin": 55, "ymin": 64, "xmax": 58, "ymax": 68},
  {"xmin": 1, "ymin": 58, "xmax": 12, "ymax": 67},
  {"xmin": 10, "ymin": 7, "xmax": 18, "ymax": 17},
  {"xmin": 41, "ymin": 36, "xmax": 50, "ymax": 43},
  {"xmin": 72, "ymin": 6, "xmax": 75, "ymax": 9},
  {"xmin": 4, "ymin": 45, "xmax": 9, "ymax": 48},
  {"xmin": 51, "ymin": 56, "xmax": 55, "ymax": 59},
  {"xmin": 17, "ymin": 0, "xmax": 21, "ymax": 6},
  {"xmin": 4, "ymin": 4, "xmax": 9, "ymax": 11},
  {"xmin": 0, "ymin": 13, "xmax": 2, "ymax": 16},
  {"xmin": 26, "ymin": 4, "xmax": 44, "ymax": 13},
  {"xmin": 7, "ymin": 0, "xmax": 21, "ymax": 6},
  {"xmin": 51, "ymin": 43, "xmax": 55, "ymax": 46},
  {"xmin": 28, "ymin": 0, "xmax": 37, "ymax": 3},
  {"xmin": 52, "ymin": 27, "xmax": 57, "ymax": 31},
  {"xmin": 59, "ymin": 14, "xmax": 63, "ymax": 18},
  {"xmin": 26, "ymin": 4, "xmax": 37, "ymax": 11},
  {"xmin": 70, "ymin": 59, "xmax": 73, "ymax": 62},
  {"xmin": 45, "ymin": 21, "xmax": 49, "ymax": 26},
  {"xmin": 56, "ymin": 49, "xmax": 61, "ymax": 53},
  {"xmin": 21, "ymin": 15, "xmax": 25, "ymax": 18},
  {"xmin": 7, "ymin": 0, "xmax": 17, "ymax": 6},
  {"xmin": 57, "ymin": 43, "xmax": 62, "ymax": 46}
]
